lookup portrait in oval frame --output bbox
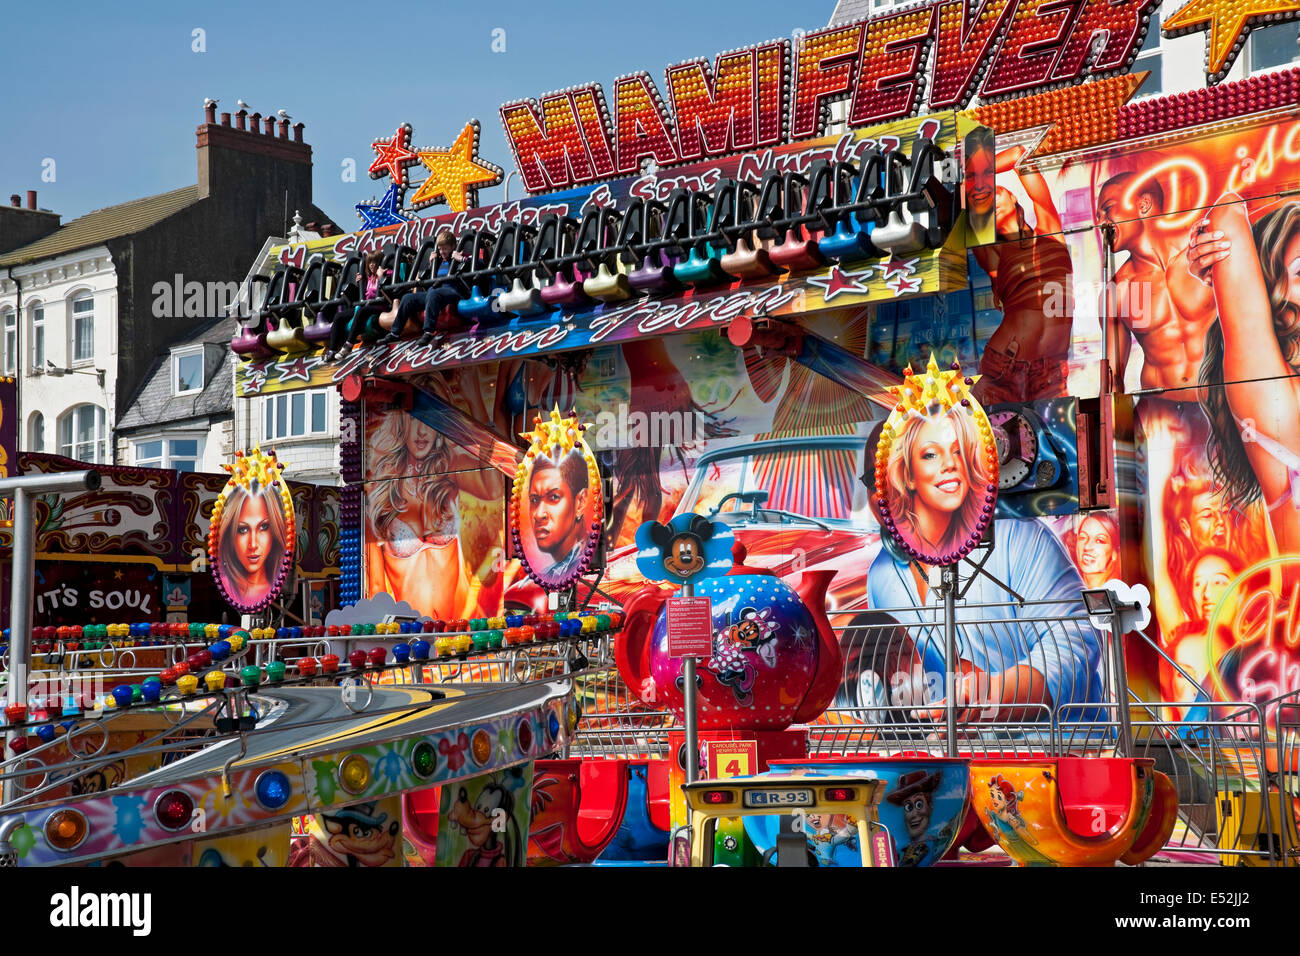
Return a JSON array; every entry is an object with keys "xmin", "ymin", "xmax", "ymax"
[
  {"xmin": 209, "ymin": 447, "xmax": 297, "ymax": 613},
  {"xmin": 510, "ymin": 410, "xmax": 604, "ymax": 591}
]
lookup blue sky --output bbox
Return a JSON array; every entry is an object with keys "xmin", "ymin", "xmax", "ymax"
[{"xmin": 0, "ymin": 0, "xmax": 830, "ymax": 228}]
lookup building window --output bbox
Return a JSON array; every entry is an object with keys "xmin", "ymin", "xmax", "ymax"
[
  {"xmin": 264, "ymin": 390, "xmax": 328, "ymax": 440},
  {"xmin": 1249, "ymin": 23, "xmax": 1300, "ymax": 73},
  {"xmin": 134, "ymin": 436, "xmax": 202, "ymax": 472},
  {"xmin": 30, "ymin": 304, "xmax": 44, "ymax": 372},
  {"xmin": 173, "ymin": 348, "xmax": 204, "ymax": 395},
  {"xmin": 71, "ymin": 294, "xmax": 94, "ymax": 363},
  {"xmin": 2, "ymin": 308, "xmax": 14, "ymax": 375},
  {"xmin": 29, "ymin": 412, "xmax": 44, "ymax": 453},
  {"xmin": 57, "ymin": 404, "xmax": 107, "ymax": 464}
]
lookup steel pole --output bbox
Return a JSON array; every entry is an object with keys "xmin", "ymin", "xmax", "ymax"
[
  {"xmin": 943, "ymin": 565, "xmax": 958, "ymax": 758},
  {"xmin": 3, "ymin": 488, "xmax": 33, "ymax": 804},
  {"xmin": 1111, "ymin": 614, "xmax": 1133, "ymax": 757},
  {"xmin": 1, "ymin": 470, "xmax": 99, "ymax": 806}
]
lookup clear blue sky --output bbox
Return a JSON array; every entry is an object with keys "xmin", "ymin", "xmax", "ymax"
[{"xmin": 0, "ymin": 0, "xmax": 830, "ymax": 228}]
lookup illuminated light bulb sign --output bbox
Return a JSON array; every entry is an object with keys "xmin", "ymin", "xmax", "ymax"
[
  {"xmin": 500, "ymin": 0, "xmax": 1163, "ymax": 194},
  {"xmin": 357, "ymin": 119, "xmax": 506, "ymax": 222},
  {"xmin": 510, "ymin": 408, "xmax": 605, "ymax": 591},
  {"xmin": 872, "ymin": 354, "xmax": 998, "ymax": 566},
  {"xmin": 1162, "ymin": 0, "xmax": 1300, "ymax": 84},
  {"xmin": 208, "ymin": 447, "xmax": 297, "ymax": 613}
]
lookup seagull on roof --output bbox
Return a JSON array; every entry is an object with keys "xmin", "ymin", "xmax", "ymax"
[
  {"xmin": 204, "ymin": 97, "xmax": 219, "ymax": 108},
  {"xmin": 277, "ymin": 109, "xmax": 291, "ymax": 121},
  {"xmin": 237, "ymin": 99, "xmax": 250, "ymax": 110}
]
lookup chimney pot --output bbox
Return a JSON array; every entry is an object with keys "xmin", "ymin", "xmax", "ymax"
[
  {"xmin": 221, "ymin": 112, "xmax": 232, "ymax": 127},
  {"xmin": 9, "ymin": 194, "xmax": 19, "ymax": 208},
  {"xmin": 264, "ymin": 117, "xmax": 275, "ymax": 136},
  {"xmin": 26, "ymin": 190, "xmax": 37, "ymax": 210},
  {"xmin": 278, "ymin": 118, "xmax": 289, "ymax": 139},
  {"xmin": 293, "ymin": 122, "xmax": 305, "ymax": 144},
  {"xmin": 235, "ymin": 110, "xmax": 247, "ymax": 131},
  {"xmin": 205, "ymin": 103, "xmax": 217, "ymax": 124}
]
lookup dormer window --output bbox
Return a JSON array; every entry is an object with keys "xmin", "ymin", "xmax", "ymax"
[{"xmin": 173, "ymin": 346, "xmax": 204, "ymax": 395}]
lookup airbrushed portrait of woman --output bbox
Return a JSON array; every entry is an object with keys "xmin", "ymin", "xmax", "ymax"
[
  {"xmin": 879, "ymin": 406, "xmax": 996, "ymax": 561},
  {"xmin": 216, "ymin": 482, "xmax": 289, "ymax": 609},
  {"xmin": 521, "ymin": 449, "xmax": 592, "ymax": 587},
  {"xmin": 364, "ymin": 408, "xmax": 501, "ymax": 619},
  {"xmin": 1190, "ymin": 197, "xmax": 1300, "ymax": 564},
  {"xmin": 865, "ymin": 412, "xmax": 1100, "ymax": 723},
  {"xmin": 1063, "ymin": 512, "xmax": 1121, "ymax": 590}
]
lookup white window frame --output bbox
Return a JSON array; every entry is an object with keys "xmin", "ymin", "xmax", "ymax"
[
  {"xmin": 57, "ymin": 404, "xmax": 107, "ymax": 464},
  {"xmin": 70, "ymin": 292, "xmax": 95, "ymax": 365},
  {"xmin": 29, "ymin": 301, "xmax": 44, "ymax": 373},
  {"xmin": 1247, "ymin": 22, "xmax": 1300, "ymax": 75},
  {"xmin": 263, "ymin": 389, "xmax": 329, "ymax": 441},
  {"xmin": 172, "ymin": 346, "xmax": 204, "ymax": 396},
  {"xmin": 133, "ymin": 434, "xmax": 203, "ymax": 472},
  {"xmin": 29, "ymin": 412, "xmax": 44, "ymax": 453},
  {"xmin": 2, "ymin": 307, "xmax": 14, "ymax": 376}
]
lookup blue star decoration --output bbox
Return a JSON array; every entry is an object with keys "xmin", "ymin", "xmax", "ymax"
[
  {"xmin": 355, "ymin": 183, "xmax": 411, "ymax": 229},
  {"xmin": 635, "ymin": 512, "xmax": 734, "ymax": 586}
]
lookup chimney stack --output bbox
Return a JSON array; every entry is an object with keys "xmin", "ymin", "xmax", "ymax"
[
  {"xmin": 264, "ymin": 116, "xmax": 275, "ymax": 136},
  {"xmin": 293, "ymin": 122, "xmax": 305, "ymax": 144},
  {"xmin": 9, "ymin": 195, "xmax": 19, "ymax": 208},
  {"xmin": 236, "ymin": 109, "xmax": 247, "ymax": 131},
  {"xmin": 26, "ymin": 190, "xmax": 37, "ymax": 210},
  {"xmin": 221, "ymin": 112, "xmax": 231, "ymax": 127},
  {"xmin": 205, "ymin": 102, "xmax": 217, "ymax": 125},
  {"xmin": 278, "ymin": 118, "xmax": 290, "ymax": 139}
]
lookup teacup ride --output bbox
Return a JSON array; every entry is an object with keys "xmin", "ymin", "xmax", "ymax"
[
  {"xmin": 526, "ymin": 757, "xmax": 630, "ymax": 866},
  {"xmin": 968, "ymin": 756, "xmax": 1179, "ymax": 866},
  {"xmin": 597, "ymin": 758, "xmax": 671, "ymax": 863},
  {"xmin": 744, "ymin": 755, "xmax": 970, "ymax": 867}
]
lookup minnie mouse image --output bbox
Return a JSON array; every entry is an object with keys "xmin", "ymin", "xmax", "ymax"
[{"xmin": 647, "ymin": 515, "xmax": 714, "ymax": 580}]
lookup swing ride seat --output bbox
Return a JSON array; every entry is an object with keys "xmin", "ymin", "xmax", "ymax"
[{"xmin": 527, "ymin": 758, "xmax": 630, "ymax": 866}]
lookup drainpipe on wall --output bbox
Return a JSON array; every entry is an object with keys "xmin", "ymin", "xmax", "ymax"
[{"xmin": 5, "ymin": 267, "xmax": 21, "ymax": 460}]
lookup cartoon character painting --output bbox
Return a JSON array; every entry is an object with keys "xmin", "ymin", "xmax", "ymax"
[
  {"xmin": 309, "ymin": 801, "xmax": 402, "ymax": 867},
  {"xmin": 704, "ymin": 606, "xmax": 780, "ymax": 706},
  {"xmin": 982, "ymin": 774, "xmax": 1053, "ymax": 866},
  {"xmin": 886, "ymin": 769, "xmax": 948, "ymax": 867},
  {"xmin": 446, "ymin": 780, "xmax": 525, "ymax": 867}
]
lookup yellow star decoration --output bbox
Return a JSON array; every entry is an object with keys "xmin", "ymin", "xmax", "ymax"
[
  {"xmin": 885, "ymin": 354, "xmax": 979, "ymax": 417},
  {"xmin": 1163, "ymin": 0, "xmax": 1300, "ymax": 80},
  {"xmin": 409, "ymin": 121, "xmax": 505, "ymax": 213},
  {"xmin": 519, "ymin": 407, "xmax": 584, "ymax": 461},
  {"xmin": 221, "ymin": 446, "xmax": 286, "ymax": 492}
]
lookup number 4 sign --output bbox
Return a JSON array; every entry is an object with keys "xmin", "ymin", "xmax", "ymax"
[{"xmin": 706, "ymin": 740, "xmax": 758, "ymax": 779}]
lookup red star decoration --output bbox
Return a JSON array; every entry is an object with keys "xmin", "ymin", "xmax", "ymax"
[
  {"xmin": 369, "ymin": 123, "xmax": 419, "ymax": 185},
  {"xmin": 887, "ymin": 274, "xmax": 923, "ymax": 296},
  {"xmin": 277, "ymin": 355, "xmax": 318, "ymax": 383},
  {"xmin": 240, "ymin": 367, "xmax": 267, "ymax": 395},
  {"xmin": 807, "ymin": 265, "xmax": 874, "ymax": 301},
  {"xmin": 880, "ymin": 258, "xmax": 919, "ymax": 281}
]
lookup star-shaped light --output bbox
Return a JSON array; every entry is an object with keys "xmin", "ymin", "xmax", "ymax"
[
  {"xmin": 807, "ymin": 264, "xmax": 874, "ymax": 301},
  {"xmin": 409, "ymin": 121, "xmax": 505, "ymax": 213},
  {"xmin": 355, "ymin": 183, "xmax": 411, "ymax": 230},
  {"xmin": 368, "ymin": 123, "xmax": 419, "ymax": 184},
  {"xmin": 1163, "ymin": 0, "xmax": 1300, "ymax": 81},
  {"xmin": 886, "ymin": 353, "xmax": 978, "ymax": 413}
]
